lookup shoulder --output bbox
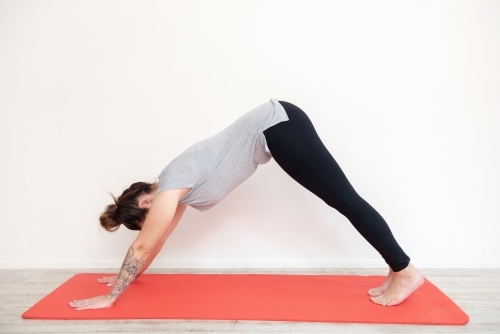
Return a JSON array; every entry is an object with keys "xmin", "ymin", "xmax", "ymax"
[{"xmin": 154, "ymin": 187, "xmax": 191, "ymax": 204}]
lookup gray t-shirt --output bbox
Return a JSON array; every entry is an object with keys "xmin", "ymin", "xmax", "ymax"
[{"xmin": 156, "ymin": 98, "xmax": 289, "ymax": 211}]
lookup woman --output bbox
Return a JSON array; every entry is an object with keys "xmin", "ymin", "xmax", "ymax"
[{"xmin": 69, "ymin": 98, "xmax": 424, "ymax": 311}]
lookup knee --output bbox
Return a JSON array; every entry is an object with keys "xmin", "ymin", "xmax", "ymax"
[{"xmin": 322, "ymin": 192, "xmax": 365, "ymax": 216}]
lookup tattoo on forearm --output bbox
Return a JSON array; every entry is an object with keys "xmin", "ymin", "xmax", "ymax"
[{"xmin": 108, "ymin": 247, "xmax": 145, "ymax": 300}]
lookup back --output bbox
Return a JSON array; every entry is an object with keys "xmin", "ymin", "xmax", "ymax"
[{"xmin": 156, "ymin": 98, "xmax": 289, "ymax": 211}]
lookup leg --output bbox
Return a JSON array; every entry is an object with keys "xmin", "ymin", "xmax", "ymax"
[
  {"xmin": 264, "ymin": 101, "xmax": 423, "ymax": 306},
  {"xmin": 264, "ymin": 101, "xmax": 410, "ymax": 271}
]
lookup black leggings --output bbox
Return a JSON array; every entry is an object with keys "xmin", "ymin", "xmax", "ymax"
[{"xmin": 263, "ymin": 101, "xmax": 411, "ymax": 272}]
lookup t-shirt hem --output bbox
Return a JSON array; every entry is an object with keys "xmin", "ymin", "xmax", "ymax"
[{"xmin": 263, "ymin": 98, "xmax": 290, "ymax": 153}]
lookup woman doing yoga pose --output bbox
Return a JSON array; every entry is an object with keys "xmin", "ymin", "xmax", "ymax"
[{"xmin": 69, "ymin": 98, "xmax": 424, "ymax": 310}]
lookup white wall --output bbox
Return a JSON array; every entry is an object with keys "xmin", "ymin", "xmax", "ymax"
[{"xmin": 1, "ymin": 0, "xmax": 499, "ymax": 269}]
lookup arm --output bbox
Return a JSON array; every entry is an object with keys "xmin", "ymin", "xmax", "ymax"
[
  {"xmin": 70, "ymin": 189, "xmax": 187, "ymax": 310},
  {"xmin": 136, "ymin": 203, "xmax": 187, "ymax": 278},
  {"xmin": 98, "ymin": 203, "xmax": 187, "ymax": 286},
  {"xmin": 109, "ymin": 190, "xmax": 189, "ymax": 301}
]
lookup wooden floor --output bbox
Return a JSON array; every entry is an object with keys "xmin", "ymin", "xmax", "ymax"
[{"xmin": 1, "ymin": 268, "xmax": 499, "ymax": 333}]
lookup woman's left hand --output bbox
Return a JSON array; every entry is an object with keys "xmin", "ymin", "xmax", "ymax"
[
  {"xmin": 97, "ymin": 275, "xmax": 118, "ymax": 286},
  {"xmin": 69, "ymin": 295, "xmax": 115, "ymax": 310}
]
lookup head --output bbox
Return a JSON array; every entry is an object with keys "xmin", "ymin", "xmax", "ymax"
[{"xmin": 99, "ymin": 181, "xmax": 158, "ymax": 232}]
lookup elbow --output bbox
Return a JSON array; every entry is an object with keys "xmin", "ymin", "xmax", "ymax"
[{"xmin": 132, "ymin": 243, "xmax": 152, "ymax": 261}]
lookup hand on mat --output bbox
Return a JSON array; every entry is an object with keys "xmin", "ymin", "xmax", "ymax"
[
  {"xmin": 97, "ymin": 275, "xmax": 118, "ymax": 286},
  {"xmin": 69, "ymin": 295, "xmax": 114, "ymax": 311},
  {"xmin": 98, "ymin": 275, "xmax": 137, "ymax": 286}
]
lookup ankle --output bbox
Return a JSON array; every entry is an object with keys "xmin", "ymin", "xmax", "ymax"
[{"xmin": 393, "ymin": 263, "xmax": 416, "ymax": 277}]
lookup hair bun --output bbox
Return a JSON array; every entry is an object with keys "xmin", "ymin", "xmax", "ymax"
[{"xmin": 99, "ymin": 200, "xmax": 120, "ymax": 232}]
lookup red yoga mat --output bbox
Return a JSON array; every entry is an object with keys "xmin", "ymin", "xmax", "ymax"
[{"xmin": 22, "ymin": 273, "xmax": 469, "ymax": 325}]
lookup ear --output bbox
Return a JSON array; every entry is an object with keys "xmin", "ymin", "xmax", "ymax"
[{"xmin": 138, "ymin": 196, "xmax": 152, "ymax": 209}]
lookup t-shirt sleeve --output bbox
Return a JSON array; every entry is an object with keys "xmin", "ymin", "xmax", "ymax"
[{"xmin": 156, "ymin": 153, "xmax": 198, "ymax": 194}]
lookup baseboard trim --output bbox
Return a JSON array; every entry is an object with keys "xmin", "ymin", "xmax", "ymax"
[{"xmin": 0, "ymin": 259, "xmax": 499, "ymax": 269}]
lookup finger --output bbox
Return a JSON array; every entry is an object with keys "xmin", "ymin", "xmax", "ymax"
[
  {"xmin": 73, "ymin": 301, "xmax": 93, "ymax": 310},
  {"xmin": 70, "ymin": 299, "xmax": 89, "ymax": 307},
  {"xmin": 76, "ymin": 302, "xmax": 102, "ymax": 311},
  {"xmin": 69, "ymin": 300, "xmax": 81, "ymax": 307},
  {"xmin": 97, "ymin": 277, "xmax": 113, "ymax": 283}
]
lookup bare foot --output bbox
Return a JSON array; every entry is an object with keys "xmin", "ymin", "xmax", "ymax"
[
  {"xmin": 367, "ymin": 268, "xmax": 394, "ymax": 297},
  {"xmin": 370, "ymin": 262, "xmax": 424, "ymax": 306}
]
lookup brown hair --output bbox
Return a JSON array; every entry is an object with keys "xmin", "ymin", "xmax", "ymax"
[{"xmin": 99, "ymin": 181, "xmax": 156, "ymax": 232}]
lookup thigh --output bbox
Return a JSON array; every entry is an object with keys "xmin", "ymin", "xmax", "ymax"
[{"xmin": 264, "ymin": 101, "xmax": 357, "ymax": 201}]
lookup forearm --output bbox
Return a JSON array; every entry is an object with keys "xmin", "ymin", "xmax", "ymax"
[
  {"xmin": 108, "ymin": 245, "xmax": 149, "ymax": 301},
  {"xmin": 107, "ymin": 203, "xmax": 186, "ymax": 300},
  {"xmin": 136, "ymin": 239, "xmax": 164, "ymax": 278},
  {"xmin": 136, "ymin": 204, "xmax": 186, "ymax": 278}
]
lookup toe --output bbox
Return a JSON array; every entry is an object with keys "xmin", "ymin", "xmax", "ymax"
[
  {"xmin": 381, "ymin": 298, "xmax": 390, "ymax": 306},
  {"xmin": 368, "ymin": 287, "xmax": 384, "ymax": 297},
  {"xmin": 371, "ymin": 294, "xmax": 393, "ymax": 306},
  {"xmin": 370, "ymin": 295, "xmax": 382, "ymax": 305},
  {"xmin": 386, "ymin": 298, "xmax": 401, "ymax": 307}
]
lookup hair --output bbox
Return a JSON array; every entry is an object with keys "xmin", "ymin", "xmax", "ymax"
[{"xmin": 99, "ymin": 181, "xmax": 156, "ymax": 232}]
